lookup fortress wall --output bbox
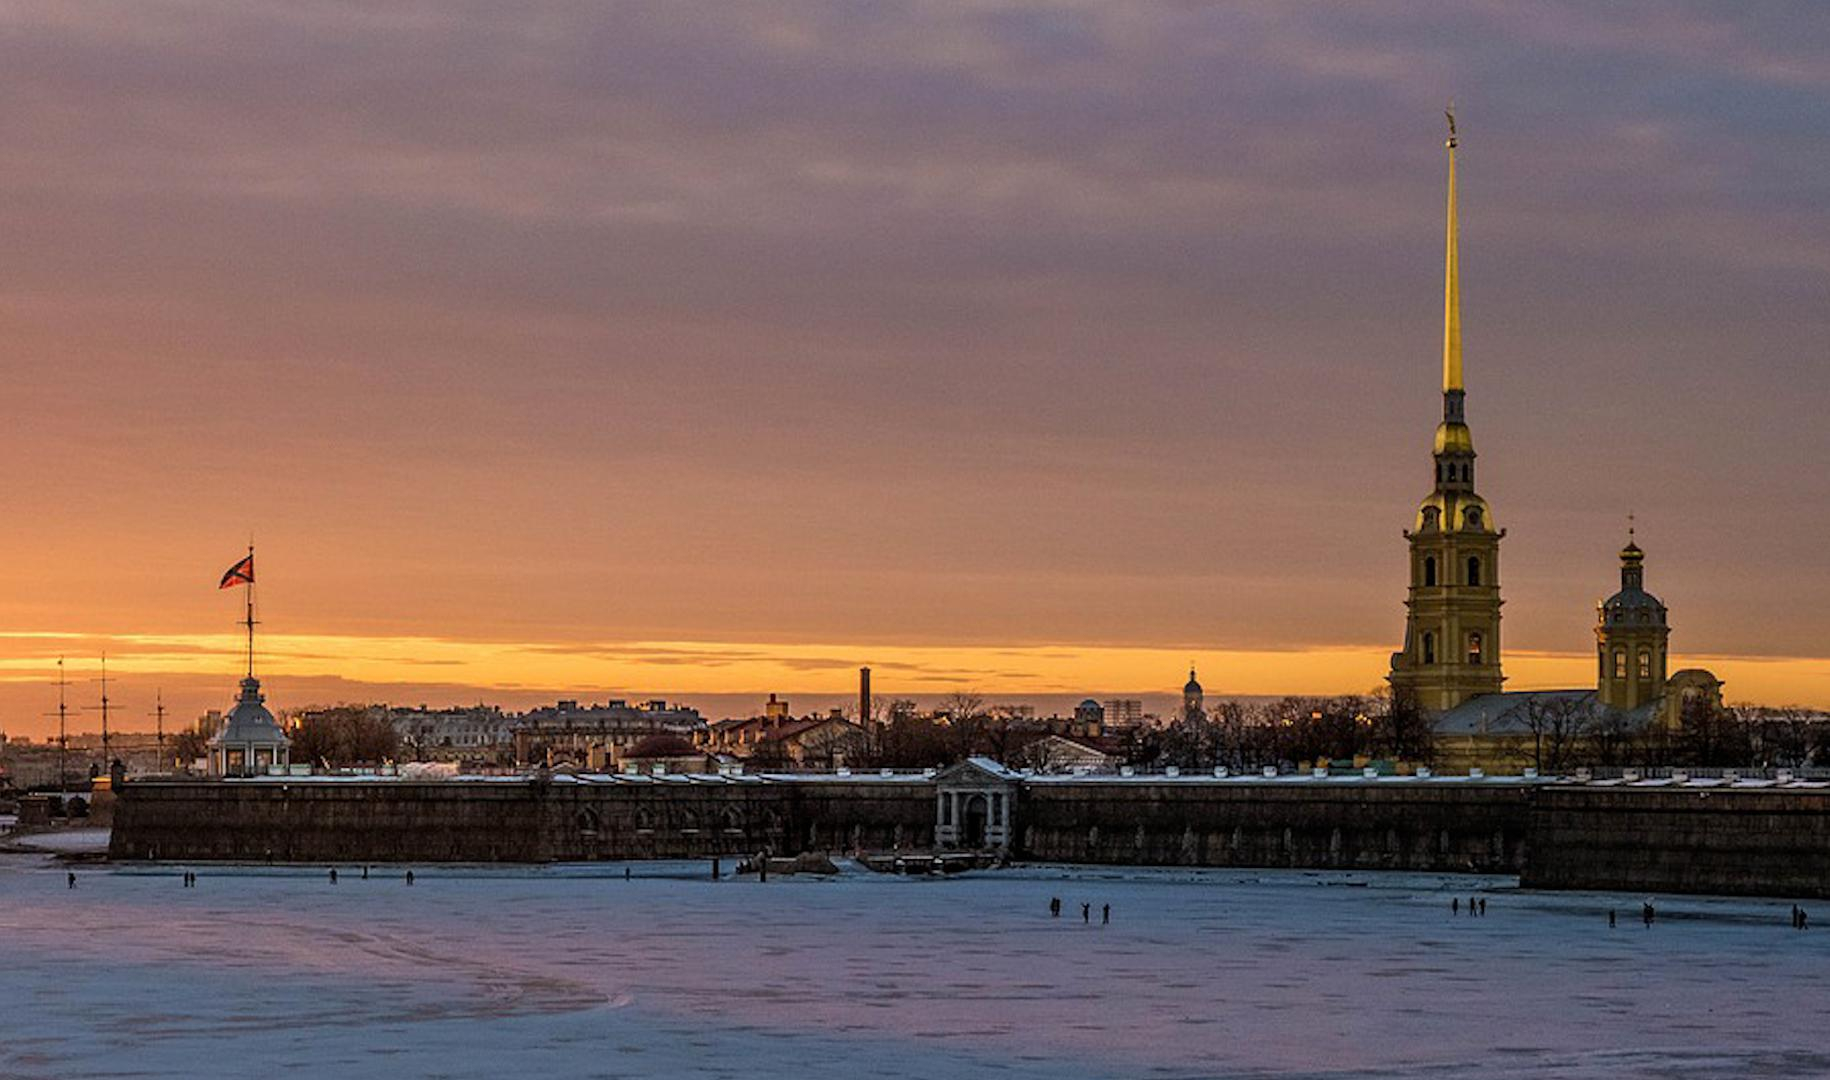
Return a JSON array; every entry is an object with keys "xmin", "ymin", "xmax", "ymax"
[
  {"xmin": 110, "ymin": 777, "xmax": 1830, "ymax": 899},
  {"xmin": 1522, "ymin": 786, "xmax": 1830, "ymax": 899},
  {"xmin": 1016, "ymin": 782, "xmax": 1533, "ymax": 872},
  {"xmin": 108, "ymin": 778, "xmax": 931, "ymax": 863}
]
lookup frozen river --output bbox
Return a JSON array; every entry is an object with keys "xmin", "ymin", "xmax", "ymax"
[{"xmin": 2, "ymin": 852, "xmax": 1826, "ymax": 1079}]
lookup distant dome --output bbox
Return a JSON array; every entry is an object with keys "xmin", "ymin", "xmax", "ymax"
[
  {"xmin": 1077, "ymin": 698, "xmax": 1101, "ymax": 710},
  {"xmin": 1601, "ymin": 538, "xmax": 1664, "ymax": 626},
  {"xmin": 1184, "ymin": 669, "xmax": 1203, "ymax": 695},
  {"xmin": 625, "ymin": 733, "xmax": 698, "ymax": 759}
]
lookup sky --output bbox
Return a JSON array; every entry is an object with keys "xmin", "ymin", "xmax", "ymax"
[{"xmin": 2, "ymin": 2, "xmax": 1827, "ymax": 735}]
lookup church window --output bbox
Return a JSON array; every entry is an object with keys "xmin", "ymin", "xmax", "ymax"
[
  {"xmin": 1424, "ymin": 557, "xmax": 1437, "ymax": 587},
  {"xmin": 1422, "ymin": 633, "xmax": 1436, "ymax": 665},
  {"xmin": 1467, "ymin": 556, "xmax": 1481, "ymax": 586},
  {"xmin": 1464, "ymin": 507, "xmax": 1482, "ymax": 529},
  {"xmin": 1638, "ymin": 650, "xmax": 1652, "ymax": 679},
  {"xmin": 1613, "ymin": 650, "xmax": 1627, "ymax": 679},
  {"xmin": 1467, "ymin": 632, "xmax": 1483, "ymax": 666}
]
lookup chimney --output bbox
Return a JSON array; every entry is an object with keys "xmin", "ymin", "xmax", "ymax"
[{"xmin": 860, "ymin": 666, "xmax": 872, "ymax": 726}]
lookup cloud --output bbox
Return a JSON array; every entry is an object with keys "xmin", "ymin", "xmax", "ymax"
[{"xmin": 0, "ymin": 2, "xmax": 1825, "ymax": 718}]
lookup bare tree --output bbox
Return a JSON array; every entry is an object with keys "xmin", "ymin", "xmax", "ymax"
[
  {"xmin": 1371, "ymin": 686, "xmax": 1436, "ymax": 764},
  {"xmin": 940, "ymin": 691, "xmax": 988, "ymax": 761},
  {"xmin": 1736, "ymin": 704, "xmax": 1823, "ymax": 768},
  {"xmin": 1677, "ymin": 695, "xmax": 1751, "ymax": 767},
  {"xmin": 1210, "ymin": 700, "xmax": 1255, "ymax": 770},
  {"xmin": 287, "ymin": 704, "xmax": 398, "ymax": 767},
  {"xmin": 1518, "ymin": 696, "xmax": 1593, "ymax": 775},
  {"xmin": 1587, "ymin": 706, "xmax": 1636, "ymax": 767}
]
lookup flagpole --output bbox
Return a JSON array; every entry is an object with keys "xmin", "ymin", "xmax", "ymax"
[{"xmin": 244, "ymin": 542, "xmax": 255, "ymax": 680}]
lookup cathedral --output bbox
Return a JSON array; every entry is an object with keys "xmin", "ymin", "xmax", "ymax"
[{"xmin": 1386, "ymin": 117, "xmax": 1721, "ymax": 767}]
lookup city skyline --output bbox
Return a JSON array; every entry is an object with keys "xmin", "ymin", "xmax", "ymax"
[{"xmin": 4, "ymin": 4, "xmax": 1829, "ymax": 735}]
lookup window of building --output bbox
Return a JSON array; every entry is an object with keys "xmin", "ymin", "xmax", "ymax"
[
  {"xmin": 1465, "ymin": 507, "xmax": 1482, "ymax": 529},
  {"xmin": 1424, "ymin": 557, "xmax": 1437, "ymax": 587},
  {"xmin": 1467, "ymin": 556, "xmax": 1481, "ymax": 586},
  {"xmin": 1468, "ymin": 632, "xmax": 1483, "ymax": 666},
  {"xmin": 1614, "ymin": 650, "xmax": 1627, "ymax": 679},
  {"xmin": 1422, "ymin": 633, "xmax": 1436, "ymax": 665},
  {"xmin": 1638, "ymin": 650, "xmax": 1652, "ymax": 679}
]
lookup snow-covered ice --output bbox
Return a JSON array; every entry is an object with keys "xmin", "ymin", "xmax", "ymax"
[
  {"xmin": 2, "ymin": 854, "xmax": 1827, "ymax": 1079},
  {"xmin": 3, "ymin": 827, "xmax": 111, "ymax": 853}
]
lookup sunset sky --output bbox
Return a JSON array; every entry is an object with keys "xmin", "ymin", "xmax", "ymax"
[{"xmin": 3, "ymin": 3, "xmax": 1828, "ymax": 735}]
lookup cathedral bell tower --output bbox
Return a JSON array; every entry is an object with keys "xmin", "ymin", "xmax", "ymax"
[
  {"xmin": 1596, "ymin": 531, "xmax": 1669, "ymax": 712},
  {"xmin": 1389, "ymin": 110, "xmax": 1506, "ymax": 712}
]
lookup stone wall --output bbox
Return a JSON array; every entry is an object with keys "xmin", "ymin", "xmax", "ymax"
[
  {"xmin": 1018, "ymin": 782, "xmax": 1533, "ymax": 872},
  {"xmin": 110, "ymin": 777, "xmax": 1830, "ymax": 900},
  {"xmin": 109, "ymin": 778, "xmax": 933, "ymax": 863},
  {"xmin": 1522, "ymin": 786, "xmax": 1830, "ymax": 899}
]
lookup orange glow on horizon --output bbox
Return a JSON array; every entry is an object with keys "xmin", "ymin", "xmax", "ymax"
[{"xmin": 3, "ymin": 630, "xmax": 1829, "ymax": 739}]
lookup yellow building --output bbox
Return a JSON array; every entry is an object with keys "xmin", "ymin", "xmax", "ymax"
[
  {"xmin": 1433, "ymin": 539, "xmax": 1724, "ymax": 773},
  {"xmin": 1389, "ymin": 114, "xmax": 1505, "ymax": 713},
  {"xmin": 1385, "ymin": 115, "xmax": 1721, "ymax": 772}
]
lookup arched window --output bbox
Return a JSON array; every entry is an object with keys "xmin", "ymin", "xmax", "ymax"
[
  {"xmin": 1424, "ymin": 557, "xmax": 1437, "ymax": 587},
  {"xmin": 1467, "ymin": 556, "xmax": 1481, "ymax": 586},
  {"xmin": 1467, "ymin": 632, "xmax": 1483, "ymax": 666},
  {"xmin": 1464, "ymin": 507, "xmax": 1482, "ymax": 529},
  {"xmin": 1422, "ymin": 633, "xmax": 1436, "ymax": 665},
  {"xmin": 1613, "ymin": 650, "xmax": 1627, "ymax": 679},
  {"xmin": 1638, "ymin": 650, "xmax": 1652, "ymax": 679}
]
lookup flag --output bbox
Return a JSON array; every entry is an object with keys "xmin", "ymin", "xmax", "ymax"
[{"xmin": 219, "ymin": 554, "xmax": 255, "ymax": 589}]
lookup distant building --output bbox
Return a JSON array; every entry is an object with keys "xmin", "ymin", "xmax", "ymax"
[
  {"xmin": 619, "ymin": 733, "xmax": 719, "ymax": 775},
  {"xmin": 512, "ymin": 699, "xmax": 704, "ymax": 770},
  {"xmin": 1182, "ymin": 668, "xmax": 1205, "ymax": 723},
  {"xmin": 1014, "ymin": 733, "xmax": 1118, "ymax": 774},
  {"xmin": 1072, "ymin": 699, "xmax": 1105, "ymax": 737},
  {"xmin": 764, "ymin": 694, "xmax": 791, "ymax": 720},
  {"xmin": 1103, "ymin": 699, "xmax": 1144, "ymax": 731},
  {"xmin": 702, "ymin": 714, "xmax": 868, "ymax": 768},
  {"xmin": 392, "ymin": 705, "xmax": 515, "ymax": 761}
]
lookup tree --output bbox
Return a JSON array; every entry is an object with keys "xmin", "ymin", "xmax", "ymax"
[
  {"xmin": 168, "ymin": 722, "xmax": 212, "ymax": 768},
  {"xmin": 287, "ymin": 705, "xmax": 398, "ymax": 767},
  {"xmin": 1370, "ymin": 686, "xmax": 1436, "ymax": 764},
  {"xmin": 1676, "ymin": 695, "xmax": 1751, "ymax": 767},
  {"xmin": 1519, "ymin": 696, "xmax": 1592, "ymax": 774},
  {"xmin": 1587, "ymin": 706, "xmax": 1636, "ymax": 767},
  {"xmin": 1210, "ymin": 700, "xmax": 1257, "ymax": 771},
  {"xmin": 939, "ymin": 691, "xmax": 988, "ymax": 762},
  {"xmin": 1737, "ymin": 705, "xmax": 1822, "ymax": 768}
]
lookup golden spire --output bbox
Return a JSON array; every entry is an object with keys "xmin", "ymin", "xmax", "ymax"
[{"xmin": 1442, "ymin": 105, "xmax": 1461, "ymax": 394}]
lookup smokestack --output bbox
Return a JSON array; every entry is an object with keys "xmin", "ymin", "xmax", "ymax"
[{"xmin": 860, "ymin": 666, "xmax": 872, "ymax": 726}]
